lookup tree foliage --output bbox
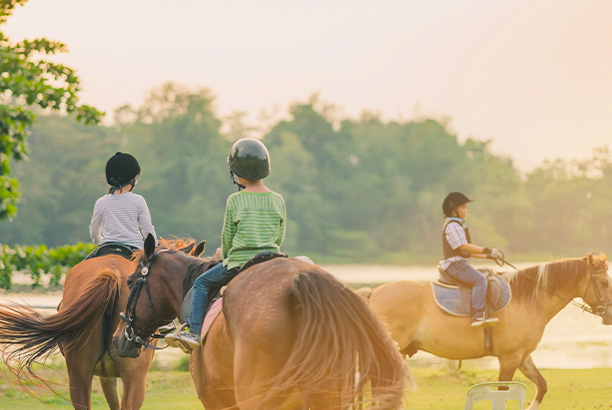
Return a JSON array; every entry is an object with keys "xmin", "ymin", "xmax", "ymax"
[
  {"xmin": 1, "ymin": 82, "xmax": 610, "ymax": 266},
  {"xmin": 0, "ymin": 0, "xmax": 103, "ymax": 220}
]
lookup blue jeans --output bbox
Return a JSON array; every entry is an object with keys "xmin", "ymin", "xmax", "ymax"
[
  {"xmin": 446, "ymin": 260, "xmax": 488, "ymax": 320},
  {"xmin": 188, "ymin": 263, "xmax": 238, "ymax": 334}
]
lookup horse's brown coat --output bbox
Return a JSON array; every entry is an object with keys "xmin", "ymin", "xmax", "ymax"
[
  {"xmin": 0, "ymin": 238, "xmax": 201, "ymax": 410},
  {"xmin": 115, "ymin": 236, "xmax": 411, "ymax": 410}
]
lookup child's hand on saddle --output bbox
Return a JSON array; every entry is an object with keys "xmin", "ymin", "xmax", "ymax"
[{"xmin": 214, "ymin": 247, "xmax": 222, "ymax": 260}]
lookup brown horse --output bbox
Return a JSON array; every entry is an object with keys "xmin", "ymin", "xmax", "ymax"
[
  {"xmin": 113, "ymin": 234, "xmax": 410, "ymax": 410},
  {"xmin": 360, "ymin": 253, "xmax": 612, "ymax": 410},
  {"xmin": 0, "ymin": 238, "xmax": 205, "ymax": 410}
]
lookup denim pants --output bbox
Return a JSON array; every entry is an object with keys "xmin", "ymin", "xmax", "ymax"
[
  {"xmin": 446, "ymin": 260, "xmax": 488, "ymax": 320},
  {"xmin": 188, "ymin": 263, "xmax": 238, "ymax": 334}
]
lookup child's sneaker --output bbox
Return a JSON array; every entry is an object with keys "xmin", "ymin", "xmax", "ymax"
[
  {"xmin": 165, "ymin": 324, "xmax": 200, "ymax": 352},
  {"xmin": 177, "ymin": 329, "xmax": 201, "ymax": 350}
]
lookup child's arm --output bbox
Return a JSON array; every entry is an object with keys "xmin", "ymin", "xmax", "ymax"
[
  {"xmin": 89, "ymin": 201, "xmax": 103, "ymax": 245},
  {"xmin": 138, "ymin": 198, "xmax": 157, "ymax": 243},
  {"xmin": 276, "ymin": 199, "xmax": 286, "ymax": 247},
  {"xmin": 221, "ymin": 200, "xmax": 236, "ymax": 261}
]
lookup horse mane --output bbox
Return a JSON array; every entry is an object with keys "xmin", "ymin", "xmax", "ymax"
[
  {"xmin": 131, "ymin": 237, "xmax": 195, "ymax": 262},
  {"xmin": 502, "ymin": 257, "xmax": 588, "ymax": 304},
  {"xmin": 183, "ymin": 258, "xmax": 219, "ymax": 297}
]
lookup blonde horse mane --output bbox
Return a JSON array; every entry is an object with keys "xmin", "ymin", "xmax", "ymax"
[{"xmin": 502, "ymin": 255, "xmax": 602, "ymax": 305}]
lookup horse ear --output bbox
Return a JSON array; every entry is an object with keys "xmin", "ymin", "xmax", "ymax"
[
  {"xmin": 191, "ymin": 241, "xmax": 206, "ymax": 257},
  {"xmin": 587, "ymin": 252, "xmax": 595, "ymax": 267},
  {"xmin": 144, "ymin": 234, "xmax": 156, "ymax": 258}
]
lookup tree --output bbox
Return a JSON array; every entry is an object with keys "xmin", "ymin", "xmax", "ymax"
[{"xmin": 0, "ymin": 0, "xmax": 102, "ymax": 220}]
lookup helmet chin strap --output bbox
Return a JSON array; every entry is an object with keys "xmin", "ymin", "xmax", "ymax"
[{"xmin": 230, "ymin": 170, "xmax": 246, "ymax": 191}]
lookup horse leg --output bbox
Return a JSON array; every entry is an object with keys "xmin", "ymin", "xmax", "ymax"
[
  {"xmin": 117, "ymin": 349, "xmax": 155, "ymax": 410},
  {"xmin": 497, "ymin": 355, "xmax": 520, "ymax": 382},
  {"xmin": 65, "ymin": 353, "xmax": 96, "ymax": 410},
  {"xmin": 519, "ymin": 355, "xmax": 547, "ymax": 410},
  {"xmin": 99, "ymin": 377, "xmax": 120, "ymax": 410}
]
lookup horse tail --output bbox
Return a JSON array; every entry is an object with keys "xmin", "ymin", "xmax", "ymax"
[
  {"xmin": 0, "ymin": 268, "xmax": 121, "ymax": 372},
  {"xmin": 262, "ymin": 270, "xmax": 410, "ymax": 410}
]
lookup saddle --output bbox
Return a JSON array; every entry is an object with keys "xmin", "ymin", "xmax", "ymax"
[
  {"xmin": 432, "ymin": 266, "xmax": 512, "ymax": 317},
  {"xmin": 179, "ymin": 251, "xmax": 290, "ymax": 338},
  {"xmin": 84, "ymin": 242, "xmax": 138, "ymax": 261}
]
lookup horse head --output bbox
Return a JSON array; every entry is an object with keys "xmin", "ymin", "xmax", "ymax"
[
  {"xmin": 113, "ymin": 234, "xmax": 204, "ymax": 358},
  {"xmin": 582, "ymin": 252, "xmax": 612, "ymax": 325}
]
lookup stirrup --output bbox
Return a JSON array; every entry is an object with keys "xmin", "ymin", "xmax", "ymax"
[{"xmin": 157, "ymin": 323, "xmax": 176, "ymax": 335}]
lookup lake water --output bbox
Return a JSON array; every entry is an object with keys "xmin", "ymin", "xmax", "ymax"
[{"xmin": 2, "ymin": 263, "xmax": 612, "ymax": 369}]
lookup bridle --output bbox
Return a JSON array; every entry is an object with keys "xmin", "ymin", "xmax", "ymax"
[
  {"xmin": 579, "ymin": 265, "xmax": 612, "ymax": 320},
  {"xmin": 120, "ymin": 248, "xmax": 173, "ymax": 350}
]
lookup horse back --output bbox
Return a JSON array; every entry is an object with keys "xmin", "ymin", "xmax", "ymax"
[{"xmin": 223, "ymin": 258, "xmax": 309, "ymax": 343}]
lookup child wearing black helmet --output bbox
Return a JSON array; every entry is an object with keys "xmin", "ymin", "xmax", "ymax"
[
  {"xmin": 167, "ymin": 138, "xmax": 286, "ymax": 351},
  {"xmin": 440, "ymin": 192, "xmax": 503, "ymax": 327},
  {"xmin": 89, "ymin": 152, "xmax": 157, "ymax": 249}
]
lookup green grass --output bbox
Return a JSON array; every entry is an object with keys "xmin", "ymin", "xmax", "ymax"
[
  {"xmin": 2, "ymin": 359, "xmax": 612, "ymax": 409},
  {"xmin": 406, "ymin": 366, "xmax": 612, "ymax": 410}
]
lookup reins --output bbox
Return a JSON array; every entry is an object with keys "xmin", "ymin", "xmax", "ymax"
[
  {"xmin": 120, "ymin": 248, "xmax": 172, "ymax": 351},
  {"xmin": 496, "ymin": 256, "xmax": 610, "ymax": 318}
]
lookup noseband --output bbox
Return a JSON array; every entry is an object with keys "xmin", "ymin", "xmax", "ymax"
[{"xmin": 120, "ymin": 248, "xmax": 171, "ymax": 350}]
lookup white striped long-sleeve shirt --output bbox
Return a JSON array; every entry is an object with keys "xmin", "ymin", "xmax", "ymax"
[
  {"xmin": 89, "ymin": 192, "xmax": 157, "ymax": 248},
  {"xmin": 221, "ymin": 190, "xmax": 286, "ymax": 270}
]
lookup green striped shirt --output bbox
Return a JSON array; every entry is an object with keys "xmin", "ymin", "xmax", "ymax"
[{"xmin": 221, "ymin": 190, "xmax": 286, "ymax": 270}]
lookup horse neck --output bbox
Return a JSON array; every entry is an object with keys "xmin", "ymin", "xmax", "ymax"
[
  {"xmin": 532, "ymin": 260, "xmax": 589, "ymax": 322},
  {"xmin": 158, "ymin": 254, "xmax": 193, "ymax": 318}
]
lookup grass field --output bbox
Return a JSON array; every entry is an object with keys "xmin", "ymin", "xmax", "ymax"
[{"xmin": 1, "ymin": 356, "xmax": 611, "ymax": 410}]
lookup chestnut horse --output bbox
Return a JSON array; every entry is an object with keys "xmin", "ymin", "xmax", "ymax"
[
  {"xmin": 0, "ymin": 238, "xmax": 205, "ymax": 410},
  {"xmin": 114, "ymin": 234, "xmax": 410, "ymax": 410},
  {"xmin": 361, "ymin": 253, "xmax": 612, "ymax": 410}
]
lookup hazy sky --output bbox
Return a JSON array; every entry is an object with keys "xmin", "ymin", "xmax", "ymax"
[{"xmin": 4, "ymin": 0, "xmax": 612, "ymax": 171}]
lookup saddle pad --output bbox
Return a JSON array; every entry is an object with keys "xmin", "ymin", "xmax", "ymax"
[
  {"xmin": 200, "ymin": 297, "xmax": 223, "ymax": 342},
  {"xmin": 432, "ymin": 275, "xmax": 511, "ymax": 317}
]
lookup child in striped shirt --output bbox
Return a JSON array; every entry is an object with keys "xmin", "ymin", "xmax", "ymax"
[
  {"xmin": 168, "ymin": 138, "xmax": 286, "ymax": 350},
  {"xmin": 89, "ymin": 152, "xmax": 157, "ymax": 249}
]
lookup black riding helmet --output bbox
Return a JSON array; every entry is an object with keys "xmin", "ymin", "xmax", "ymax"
[
  {"xmin": 442, "ymin": 192, "xmax": 473, "ymax": 217},
  {"xmin": 105, "ymin": 152, "xmax": 140, "ymax": 193},
  {"xmin": 227, "ymin": 138, "xmax": 270, "ymax": 180}
]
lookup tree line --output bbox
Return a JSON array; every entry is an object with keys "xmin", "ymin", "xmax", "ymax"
[{"xmin": 0, "ymin": 83, "xmax": 610, "ymax": 264}]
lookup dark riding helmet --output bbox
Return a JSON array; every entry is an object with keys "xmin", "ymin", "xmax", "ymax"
[
  {"xmin": 442, "ymin": 192, "xmax": 473, "ymax": 217},
  {"xmin": 105, "ymin": 152, "xmax": 141, "ymax": 187},
  {"xmin": 227, "ymin": 138, "xmax": 271, "ymax": 180}
]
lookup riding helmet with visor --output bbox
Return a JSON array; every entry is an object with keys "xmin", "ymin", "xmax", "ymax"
[{"xmin": 442, "ymin": 192, "xmax": 473, "ymax": 217}]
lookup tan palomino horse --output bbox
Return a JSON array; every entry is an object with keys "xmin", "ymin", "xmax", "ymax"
[
  {"xmin": 0, "ymin": 238, "xmax": 205, "ymax": 410},
  {"xmin": 114, "ymin": 234, "xmax": 410, "ymax": 410},
  {"xmin": 361, "ymin": 253, "xmax": 612, "ymax": 410}
]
